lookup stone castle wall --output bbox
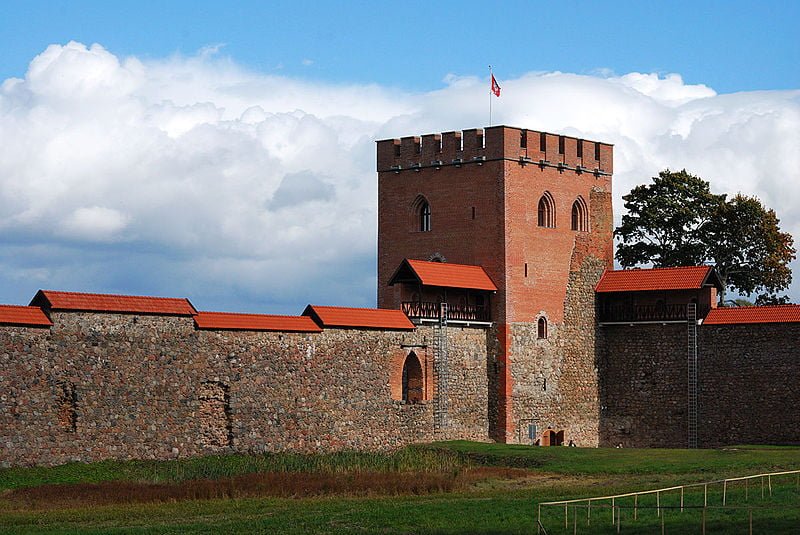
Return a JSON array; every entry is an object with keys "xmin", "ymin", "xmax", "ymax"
[
  {"xmin": 599, "ymin": 322, "xmax": 800, "ymax": 448},
  {"xmin": 598, "ymin": 323, "xmax": 688, "ymax": 448},
  {"xmin": 0, "ymin": 311, "xmax": 489, "ymax": 467},
  {"xmin": 506, "ymin": 254, "xmax": 607, "ymax": 447},
  {"xmin": 699, "ymin": 323, "xmax": 800, "ymax": 447}
]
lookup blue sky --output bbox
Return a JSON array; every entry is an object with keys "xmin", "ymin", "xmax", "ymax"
[
  {"xmin": 0, "ymin": 1, "xmax": 798, "ymax": 313},
  {"xmin": 2, "ymin": 0, "xmax": 798, "ymax": 92}
]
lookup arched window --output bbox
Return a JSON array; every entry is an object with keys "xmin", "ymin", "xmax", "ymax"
[
  {"xmin": 537, "ymin": 192, "xmax": 555, "ymax": 228},
  {"xmin": 419, "ymin": 201, "xmax": 431, "ymax": 232},
  {"xmin": 571, "ymin": 197, "xmax": 588, "ymax": 231},
  {"xmin": 537, "ymin": 317, "xmax": 548, "ymax": 339},
  {"xmin": 402, "ymin": 352, "xmax": 423, "ymax": 403},
  {"xmin": 411, "ymin": 196, "xmax": 432, "ymax": 232}
]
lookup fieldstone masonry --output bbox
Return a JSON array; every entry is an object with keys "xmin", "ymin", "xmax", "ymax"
[
  {"xmin": 0, "ymin": 314, "xmax": 488, "ymax": 466},
  {"xmin": 3, "ymin": 124, "xmax": 800, "ymax": 467},
  {"xmin": 599, "ymin": 322, "xmax": 800, "ymax": 448}
]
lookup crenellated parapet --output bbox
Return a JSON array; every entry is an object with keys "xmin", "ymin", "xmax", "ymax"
[{"xmin": 377, "ymin": 125, "xmax": 613, "ymax": 176}]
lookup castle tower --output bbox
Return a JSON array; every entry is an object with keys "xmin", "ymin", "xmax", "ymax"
[{"xmin": 376, "ymin": 126, "xmax": 614, "ymax": 444}]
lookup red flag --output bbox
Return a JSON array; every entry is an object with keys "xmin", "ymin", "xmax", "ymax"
[{"xmin": 491, "ymin": 74, "xmax": 501, "ymax": 97}]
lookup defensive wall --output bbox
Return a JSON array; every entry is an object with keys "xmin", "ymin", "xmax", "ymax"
[
  {"xmin": 599, "ymin": 314, "xmax": 800, "ymax": 449},
  {"xmin": 0, "ymin": 296, "xmax": 489, "ymax": 467},
  {"xmin": 3, "ymin": 124, "xmax": 800, "ymax": 467}
]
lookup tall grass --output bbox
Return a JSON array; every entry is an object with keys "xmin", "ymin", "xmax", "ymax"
[{"xmin": 0, "ymin": 446, "xmax": 469, "ymax": 490}]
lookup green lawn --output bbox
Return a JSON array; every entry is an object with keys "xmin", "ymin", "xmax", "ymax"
[{"xmin": 1, "ymin": 442, "xmax": 799, "ymax": 534}]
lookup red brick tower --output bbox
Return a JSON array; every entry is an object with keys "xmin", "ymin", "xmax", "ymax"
[{"xmin": 377, "ymin": 126, "xmax": 614, "ymax": 444}]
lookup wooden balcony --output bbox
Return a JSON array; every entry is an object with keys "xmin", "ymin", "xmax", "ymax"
[
  {"xmin": 599, "ymin": 303, "xmax": 710, "ymax": 324},
  {"xmin": 401, "ymin": 301, "xmax": 491, "ymax": 324}
]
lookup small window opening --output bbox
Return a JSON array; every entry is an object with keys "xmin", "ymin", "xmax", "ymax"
[
  {"xmin": 520, "ymin": 129, "xmax": 527, "ymax": 148},
  {"xmin": 414, "ymin": 140, "xmax": 421, "ymax": 154},
  {"xmin": 558, "ymin": 136, "xmax": 565, "ymax": 154},
  {"xmin": 542, "ymin": 377, "xmax": 547, "ymax": 391},
  {"xmin": 419, "ymin": 201, "xmax": 431, "ymax": 232},
  {"xmin": 577, "ymin": 140, "xmax": 583, "ymax": 158},
  {"xmin": 435, "ymin": 137, "xmax": 442, "ymax": 153},
  {"xmin": 394, "ymin": 143, "xmax": 401, "ymax": 157},
  {"xmin": 478, "ymin": 132, "xmax": 485, "ymax": 149},
  {"xmin": 571, "ymin": 197, "xmax": 588, "ymax": 231},
  {"xmin": 524, "ymin": 263, "xmax": 528, "ymax": 278},
  {"xmin": 457, "ymin": 134, "xmax": 463, "ymax": 152},
  {"xmin": 594, "ymin": 142, "xmax": 601, "ymax": 161},
  {"xmin": 539, "ymin": 132, "xmax": 547, "ymax": 152},
  {"xmin": 471, "ymin": 206, "xmax": 476, "ymax": 220},
  {"xmin": 402, "ymin": 352, "xmax": 423, "ymax": 403},
  {"xmin": 537, "ymin": 317, "xmax": 548, "ymax": 339},
  {"xmin": 537, "ymin": 192, "xmax": 556, "ymax": 228}
]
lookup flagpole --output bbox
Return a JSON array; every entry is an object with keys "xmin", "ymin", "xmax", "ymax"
[{"xmin": 488, "ymin": 65, "xmax": 492, "ymax": 126}]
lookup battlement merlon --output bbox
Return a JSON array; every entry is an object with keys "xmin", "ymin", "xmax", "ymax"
[{"xmin": 376, "ymin": 125, "xmax": 613, "ymax": 175}]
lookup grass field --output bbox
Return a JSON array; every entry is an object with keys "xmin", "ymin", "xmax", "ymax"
[{"xmin": 1, "ymin": 442, "xmax": 799, "ymax": 534}]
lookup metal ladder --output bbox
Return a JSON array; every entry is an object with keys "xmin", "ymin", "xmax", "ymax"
[
  {"xmin": 433, "ymin": 302, "xmax": 449, "ymax": 432},
  {"xmin": 687, "ymin": 303, "xmax": 698, "ymax": 449}
]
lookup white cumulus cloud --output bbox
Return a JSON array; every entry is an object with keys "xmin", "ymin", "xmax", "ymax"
[
  {"xmin": 60, "ymin": 206, "xmax": 129, "ymax": 242},
  {"xmin": 0, "ymin": 41, "xmax": 798, "ymax": 311}
]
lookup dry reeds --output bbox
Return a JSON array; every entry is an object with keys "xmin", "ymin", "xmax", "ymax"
[{"xmin": 4, "ymin": 470, "xmax": 465, "ymax": 510}]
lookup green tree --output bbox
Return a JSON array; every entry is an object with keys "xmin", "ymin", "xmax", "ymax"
[
  {"xmin": 615, "ymin": 170, "xmax": 796, "ymax": 304},
  {"xmin": 705, "ymin": 194, "xmax": 796, "ymax": 303},
  {"xmin": 755, "ymin": 294, "xmax": 792, "ymax": 306},
  {"xmin": 615, "ymin": 170, "xmax": 725, "ymax": 268}
]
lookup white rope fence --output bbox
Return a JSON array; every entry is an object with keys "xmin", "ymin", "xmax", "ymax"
[{"xmin": 537, "ymin": 469, "xmax": 800, "ymax": 534}]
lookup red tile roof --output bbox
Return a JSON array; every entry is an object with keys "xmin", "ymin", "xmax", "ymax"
[
  {"xmin": 303, "ymin": 305, "xmax": 415, "ymax": 330},
  {"xmin": 0, "ymin": 305, "xmax": 52, "ymax": 327},
  {"xmin": 194, "ymin": 311, "xmax": 322, "ymax": 332},
  {"xmin": 595, "ymin": 266, "xmax": 720, "ymax": 293},
  {"xmin": 389, "ymin": 259, "xmax": 497, "ymax": 291},
  {"xmin": 30, "ymin": 290, "xmax": 197, "ymax": 316},
  {"xmin": 704, "ymin": 305, "xmax": 800, "ymax": 325}
]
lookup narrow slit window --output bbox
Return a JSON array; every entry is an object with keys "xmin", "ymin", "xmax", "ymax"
[{"xmin": 420, "ymin": 201, "xmax": 431, "ymax": 232}]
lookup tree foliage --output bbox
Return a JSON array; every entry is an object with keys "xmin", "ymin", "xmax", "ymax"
[
  {"xmin": 616, "ymin": 170, "xmax": 725, "ymax": 268},
  {"xmin": 615, "ymin": 170, "xmax": 796, "ymax": 303}
]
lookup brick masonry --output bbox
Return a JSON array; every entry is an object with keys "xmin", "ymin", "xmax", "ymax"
[{"xmin": 377, "ymin": 126, "xmax": 614, "ymax": 444}]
